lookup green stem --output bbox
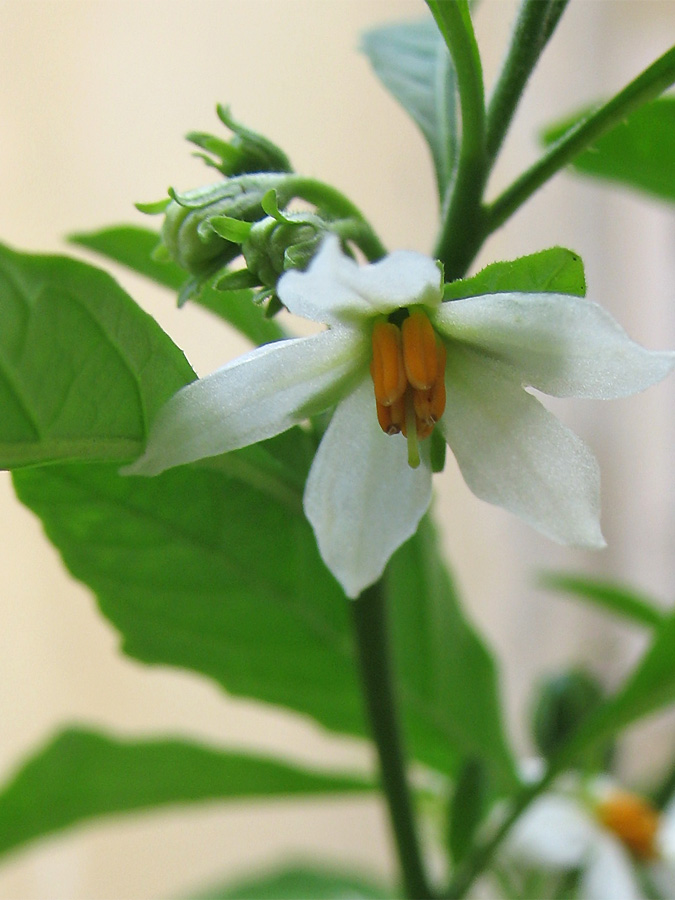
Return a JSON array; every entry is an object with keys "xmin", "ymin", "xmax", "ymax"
[
  {"xmin": 486, "ymin": 44, "xmax": 675, "ymax": 236},
  {"xmin": 426, "ymin": 0, "xmax": 487, "ymax": 279},
  {"xmin": 485, "ymin": 0, "xmax": 571, "ymax": 165},
  {"xmin": 351, "ymin": 582, "xmax": 433, "ymax": 900},
  {"xmin": 290, "ymin": 176, "xmax": 387, "ymax": 260}
]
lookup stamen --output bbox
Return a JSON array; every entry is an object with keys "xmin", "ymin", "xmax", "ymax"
[
  {"xmin": 413, "ymin": 342, "xmax": 447, "ymax": 425},
  {"xmin": 371, "ymin": 321, "xmax": 407, "ymax": 405},
  {"xmin": 402, "ymin": 309, "xmax": 438, "ymax": 391},
  {"xmin": 596, "ymin": 791, "xmax": 660, "ymax": 860}
]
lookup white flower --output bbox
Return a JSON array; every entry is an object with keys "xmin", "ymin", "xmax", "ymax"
[
  {"xmin": 505, "ymin": 768, "xmax": 675, "ymax": 900},
  {"xmin": 125, "ymin": 236, "xmax": 674, "ymax": 598}
]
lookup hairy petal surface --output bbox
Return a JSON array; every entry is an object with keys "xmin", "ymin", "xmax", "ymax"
[
  {"xmin": 278, "ymin": 235, "xmax": 443, "ymax": 327},
  {"xmin": 439, "ymin": 346, "xmax": 605, "ymax": 548},
  {"xmin": 434, "ymin": 292, "xmax": 675, "ymax": 398},
  {"xmin": 126, "ymin": 328, "xmax": 365, "ymax": 476},
  {"xmin": 304, "ymin": 379, "xmax": 432, "ymax": 598}
]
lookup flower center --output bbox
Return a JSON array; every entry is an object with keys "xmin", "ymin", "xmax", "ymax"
[
  {"xmin": 370, "ymin": 309, "xmax": 446, "ymax": 468},
  {"xmin": 596, "ymin": 790, "xmax": 660, "ymax": 860}
]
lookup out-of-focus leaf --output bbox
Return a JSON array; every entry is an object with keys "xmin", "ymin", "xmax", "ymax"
[
  {"xmin": 70, "ymin": 225, "xmax": 285, "ymax": 345},
  {"xmin": 541, "ymin": 97, "xmax": 675, "ymax": 203},
  {"xmin": 192, "ymin": 864, "xmax": 393, "ymax": 900},
  {"xmin": 0, "ymin": 728, "xmax": 373, "ymax": 860},
  {"xmin": 361, "ymin": 18, "xmax": 458, "ymax": 198},
  {"xmin": 0, "ymin": 242, "xmax": 194, "ymax": 468},
  {"xmin": 443, "ymin": 247, "xmax": 585, "ymax": 300},
  {"xmin": 540, "ymin": 573, "xmax": 665, "ymax": 629}
]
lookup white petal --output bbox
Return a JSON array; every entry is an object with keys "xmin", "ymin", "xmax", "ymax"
[
  {"xmin": 581, "ymin": 834, "xmax": 643, "ymax": 900},
  {"xmin": 433, "ymin": 292, "xmax": 675, "ymax": 398},
  {"xmin": 439, "ymin": 346, "xmax": 605, "ymax": 547},
  {"xmin": 125, "ymin": 328, "xmax": 366, "ymax": 476},
  {"xmin": 278, "ymin": 234, "xmax": 443, "ymax": 326},
  {"xmin": 303, "ymin": 378, "xmax": 432, "ymax": 598},
  {"xmin": 658, "ymin": 797, "xmax": 675, "ymax": 862},
  {"xmin": 505, "ymin": 794, "xmax": 599, "ymax": 868}
]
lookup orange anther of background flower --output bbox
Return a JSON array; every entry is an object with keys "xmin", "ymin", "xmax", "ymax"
[
  {"xmin": 596, "ymin": 790, "xmax": 660, "ymax": 860},
  {"xmin": 402, "ymin": 309, "xmax": 438, "ymax": 390}
]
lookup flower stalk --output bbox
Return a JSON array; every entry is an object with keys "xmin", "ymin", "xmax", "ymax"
[{"xmin": 351, "ymin": 581, "xmax": 434, "ymax": 900}]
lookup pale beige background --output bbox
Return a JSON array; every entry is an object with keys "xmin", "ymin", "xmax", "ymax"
[{"xmin": 0, "ymin": 1, "xmax": 674, "ymax": 898}]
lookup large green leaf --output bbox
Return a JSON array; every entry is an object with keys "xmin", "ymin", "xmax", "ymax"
[
  {"xmin": 542, "ymin": 97, "xmax": 675, "ymax": 203},
  {"xmin": 361, "ymin": 18, "xmax": 458, "ymax": 198},
  {"xmin": 13, "ymin": 451, "xmax": 513, "ymax": 787},
  {"xmin": 443, "ymin": 247, "xmax": 586, "ymax": 300},
  {"xmin": 193, "ymin": 864, "xmax": 392, "ymax": 900},
  {"xmin": 70, "ymin": 225, "xmax": 285, "ymax": 346},
  {"xmin": 387, "ymin": 516, "xmax": 517, "ymax": 790},
  {"xmin": 0, "ymin": 243, "xmax": 194, "ymax": 468},
  {"xmin": 0, "ymin": 728, "xmax": 373, "ymax": 860}
]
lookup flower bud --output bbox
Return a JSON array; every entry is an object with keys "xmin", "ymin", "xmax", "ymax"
[
  {"xmin": 532, "ymin": 669, "xmax": 611, "ymax": 765},
  {"xmin": 160, "ymin": 174, "xmax": 295, "ymax": 276},
  {"xmin": 242, "ymin": 212, "xmax": 326, "ymax": 288},
  {"xmin": 186, "ymin": 105, "xmax": 292, "ymax": 176}
]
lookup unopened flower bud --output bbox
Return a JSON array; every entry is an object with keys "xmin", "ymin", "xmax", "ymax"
[{"xmin": 242, "ymin": 212, "xmax": 326, "ymax": 288}]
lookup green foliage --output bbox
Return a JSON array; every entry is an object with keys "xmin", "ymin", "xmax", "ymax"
[
  {"xmin": 71, "ymin": 225, "xmax": 286, "ymax": 345},
  {"xmin": 540, "ymin": 573, "xmax": 665, "ymax": 629},
  {"xmin": 0, "ymin": 729, "xmax": 373, "ymax": 861},
  {"xmin": 193, "ymin": 864, "xmax": 392, "ymax": 899},
  {"xmin": 542, "ymin": 98, "xmax": 675, "ymax": 203},
  {"xmin": 0, "ymin": 243, "xmax": 194, "ymax": 469},
  {"xmin": 386, "ymin": 516, "xmax": 517, "ymax": 790},
  {"xmin": 447, "ymin": 757, "xmax": 488, "ymax": 865},
  {"xmin": 443, "ymin": 247, "xmax": 586, "ymax": 300},
  {"xmin": 361, "ymin": 18, "xmax": 458, "ymax": 198}
]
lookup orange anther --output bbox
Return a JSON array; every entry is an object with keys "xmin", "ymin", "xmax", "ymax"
[
  {"xmin": 376, "ymin": 400, "xmax": 402, "ymax": 435},
  {"xmin": 402, "ymin": 309, "xmax": 438, "ymax": 391},
  {"xmin": 413, "ymin": 343, "xmax": 447, "ymax": 426},
  {"xmin": 371, "ymin": 321, "xmax": 407, "ymax": 406},
  {"xmin": 597, "ymin": 791, "xmax": 660, "ymax": 860}
]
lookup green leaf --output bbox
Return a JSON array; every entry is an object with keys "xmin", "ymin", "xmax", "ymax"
[
  {"xmin": 70, "ymin": 225, "xmax": 285, "ymax": 345},
  {"xmin": 361, "ymin": 18, "xmax": 458, "ymax": 198},
  {"xmin": 447, "ymin": 757, "xmax": 488, "ymax": 864},
  {"xmin": 0, "ymin": 728, "xmax": 373, "ymax": 860},
  {"xmin": 540, "ymin": 573, "xmax": 665, "ymax": 629},
  {"xmin": 443, "ymin": 246, "xmax": 586, "ymax": 300},
  {"xmin": 12, "ymin": 452, "xmax": 366, "ymax": 740},
  {"xmin": 192, "ymin": 864, "xmax": 393, "ymax": 900},
  {"xmin": 13, "ymin": 452, "xmax": 513, "ymax": 787},
  {"xmin": 387, "ymin": 516, "xmax": 517, "ymax": 790},
  {"xmin": 0, "ymin": 243, "xmax": 194, "ymax": 469},
  {"xmin": 567, "ymin": 610, "xmax": 675, "ymax": 759},
  {"xmin": 541, "ymin": 97, "xmax": 675, "ymax": 203}
]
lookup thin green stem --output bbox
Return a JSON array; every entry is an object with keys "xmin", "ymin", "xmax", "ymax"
[
  {"xmin": 426, "ymin": 0, "xmax": 487, "ymax": 279},
  {"xmin": 290, "ymin": 176, "xmax": 387, "ymax": 260},
  {"xmin": 486, "ymin": 0, "xmax": 571, "ymax": 165},
  {"xmin": 486, "ymin": 44, "xmax": 675, "ymax": 236},
  {"xmin": 351, "ymin": 582, "xmax": 433, "ymax": 900}
]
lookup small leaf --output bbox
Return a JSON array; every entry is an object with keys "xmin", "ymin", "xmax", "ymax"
[
  {"xmin": 0, "ymin": 243, "xmax": 194, "ymax": 469},
  {"xmin": 541, "ymin": 97, "xmax": 675, "ymax": 203},
  {"xmin": 540, "ymin": 573, "xmax": 665, "ymax": 629},
  {"xmin": 70, "ymin": 225, "xmax": 285, "ymax": 345},
  {"xmin": 193, "ymin": 864, "xmax": 393, "ymax": 900},
  {"xmin": 443, "ymin": 247, "xmax": 586, "ymax": 300},
  {"xmin": 447, "ymin": 757, "xmax": 488, "ymax": 864},
  {"xmin": 361, "ymin": 18, "xmax": 458, "ymax": 198},
  {"xmin": 0, "ymin": 728, "xmax": 373, "ymax": 860},
  {"xmin": 570, "ymin": 610, "xmax": 675, "ymax": 756}
]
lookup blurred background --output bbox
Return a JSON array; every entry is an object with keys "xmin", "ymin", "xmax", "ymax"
[{"xmin": 0, "ymin": 1, "xmax": 673, "ymax": 897}]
